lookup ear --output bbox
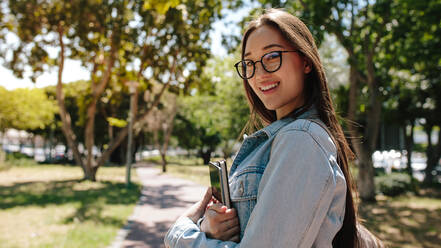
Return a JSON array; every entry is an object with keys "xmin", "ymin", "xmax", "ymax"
[{"xmin": 303, "ymin": 58, "xmax": 312, "ymax": 74}]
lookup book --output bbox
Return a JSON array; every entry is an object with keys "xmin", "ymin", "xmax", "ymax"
[{"xmin": 208, "ymin": 160, "xmax": 232, "ymax": 208}]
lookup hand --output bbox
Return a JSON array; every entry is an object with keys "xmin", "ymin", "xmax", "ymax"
[
  {"xmin": 181, "ymin": 187, "xmax": 213, "ymax": 223},
  {"xmin": 201, "ymin": 202, "xmax": 240, "ymax": 242}
]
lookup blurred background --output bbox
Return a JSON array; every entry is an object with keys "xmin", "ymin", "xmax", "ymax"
[{"xmin": 0, "ymin": 0, "xmax": 440, "ymax": 247}]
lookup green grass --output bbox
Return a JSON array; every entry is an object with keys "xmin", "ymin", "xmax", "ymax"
[
  {"xmin": 153, "ymin": 155, "xmax": 441, "ymax": 248},
  {"xmin": 360, "ymin": 195, "xmax": 441, "ymax": 248},
  {"xmin": 148, "ymin": 155, "xmax": 234, "ymax": 186},
  {"xmin": 148, "ymin": 155, "xmax": 209, "ymax": 186},
  {"xmin": 0, "ymin": 162, "xmax": 141, "ymax": 248}
]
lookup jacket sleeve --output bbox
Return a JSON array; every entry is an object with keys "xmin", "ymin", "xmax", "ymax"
[
  {"xmin": 165, "ymin": 129, "xmax": 340, "ymax": 248},
  {"xmin": 164, "ymin": 216, "xmax": 239, "ymax": 248},
  {"xmin": 240, "ymin": 129, "xmax": 340, "ymax": 247}
]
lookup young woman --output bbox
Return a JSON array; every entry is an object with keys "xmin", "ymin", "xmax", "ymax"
[{"xmin": 165, "ymin": 8, "xmax": 382, "ymax": 248}]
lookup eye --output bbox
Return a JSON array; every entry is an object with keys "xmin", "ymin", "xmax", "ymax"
[
  {"xmin": 263, "ymin": 52, "xmax": 280, "ymax": 62},
  {"xmin": 244, "ymin": 60, "xmax": 254, "ymax": 67}
]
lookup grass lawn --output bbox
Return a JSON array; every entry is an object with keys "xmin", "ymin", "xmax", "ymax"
[
  {"xmin": 151, "ymin": 156, "xmax": 441, "ymax": 248},
  {"xmin": 360, "ymin": 194, "xmax": 441, "ymax": 248},
  {"xmin": 0, "ymin": 162, "xmax": 141, "ymax": 248},
  {"xmin": 148, "ymin": 155, "xmax": 233, "ymax": 186}
]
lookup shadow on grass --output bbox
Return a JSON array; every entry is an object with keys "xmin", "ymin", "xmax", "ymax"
[
  {"xmin": 0, "ymin": 174, "xmax": 201, "ymax": 229},
  {"xmin": 360, "ymin": 199, "xmax": 441, "ymax": 248},
  {"xmin": 0, "ymin": 180, "xmax": 141, "ymax": 209},
  {"xmin": 0, "ymin": 179, "xmax": 142, "ymax": 227}
]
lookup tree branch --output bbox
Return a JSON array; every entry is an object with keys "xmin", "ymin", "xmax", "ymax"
[
  {"xmin": 55, "ymin": 23, "xmax": 85, "ymax": 171},
  {"xmin": 96, "ymin": 52, "xmax": 179, "ymax": 166}
]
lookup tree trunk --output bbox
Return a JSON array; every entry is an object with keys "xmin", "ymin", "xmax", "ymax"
[
  {"xmin": 153, "ymin": 128, "xmax": 167, "ymax": 171},
  {"xmin": 161, "ymin": 99, "xmax": 177, "ymax": 172},
  {"xmin": 347, "ymin": 66, "xmax": 361, "ymax": 156},
  {"xmin": 403, "ymin": 121, "xmax": 414, "ymax": 177},
  {"xmin": 424, "ymin": 125, "xmax": 440, "ymax": 184},
  {"xmin": 346, "ymin": 64, "xmax": 377, "ymax": 201},
  {"xmin": 357, "ymin": 144, "xmax": 376, "ymax": 201},
  {"xmin": 83, "ymin": 36, "xmax": 117, "ymax": 181},
  {"xmin": 221, "ymin": 141, "xmax": 233, "ymax": 160},
  {"xmin": 160, "ymin": 121, "xmax": 176, "ymax": 172},
  {"xmin": 200, "ymin": 149, "xmax": 212, "ymax": 165},
  {"xmin": 160, "ymin": 152, "xmax": 167, "ymax": 172},
  {"xmin": 96, "ymin": 55, "xmax": 177, "ymax": 167},
  {"xmin": 56, "ymin": 24, "xmax": 85, "ymax": 176},
  {"xmin": 84, "ymin": 99, "xmax": 97, "ymax": 181},
  {"xmin": 97, "ymin": 84, "xmax": 168, "ymax": 166}
]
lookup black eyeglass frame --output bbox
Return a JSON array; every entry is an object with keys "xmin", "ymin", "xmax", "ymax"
[{"xmin": 234, "ymin": 50, "xmax": 299, "ymax": 80}]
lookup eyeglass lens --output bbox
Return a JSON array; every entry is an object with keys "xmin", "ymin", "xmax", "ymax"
[{"xmin": 238, "ymin": 51, "xmax": 282, "ymax": 79}]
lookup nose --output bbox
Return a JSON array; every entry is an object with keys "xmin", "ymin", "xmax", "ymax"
[{"xmin": 253, "ymin": 61, "xmax": 267, "ymax": 78}]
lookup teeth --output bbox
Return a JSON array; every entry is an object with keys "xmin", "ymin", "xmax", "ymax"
[{"xmin": 260, "ymin": 82, "xmax": 279, "ymax": 91}]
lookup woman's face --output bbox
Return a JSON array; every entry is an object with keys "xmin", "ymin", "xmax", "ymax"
[{"xmin": 244, "ymin": 25, "xmax": 310, "ymax": 119}]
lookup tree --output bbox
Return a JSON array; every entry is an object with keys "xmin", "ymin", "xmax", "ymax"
[
  {"xmin": 173, "ymin": 94, "xmax": 222, "ymax": 165},
  {"xmin": 252, "ymin": 0, "xmax": 410, "ymax": 201},
  {"xmin": 200, "ymin": 56, "xmax": 249, "ymax": 158},
  {"xmin": 143, "ymin": 88, "xmax": 178, "ymax": 172},
  {"xmin": 263, "ymin": 0, "xmax": 441, "ymax": 190},
  {"xmin": 0, "ymin": 86, "xmax": 56, "ymax": 132},
  {"xmin": 384, "ymin": 0, "xmax": 441, "ymax": 184},
  {"xmin": 172, "ymin": 54, "xmax": 249, "ymax": 164},
  {"xmin": 382, "ymin": 74, "xmax": 421, "ymax": 178},
  {"xmin": 1, "ymin": 0, "xmax": 224, "ymax": 180}
]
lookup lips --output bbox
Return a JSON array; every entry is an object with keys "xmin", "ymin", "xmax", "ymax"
[{"xmin": 259, "ymin": 81, "xmax": 280, "ymax": 92}]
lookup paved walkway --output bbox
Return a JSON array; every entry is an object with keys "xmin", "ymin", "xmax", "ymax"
[{"xmin": 109, "ymin": 163, "xmax": 206, "ymax": 248}]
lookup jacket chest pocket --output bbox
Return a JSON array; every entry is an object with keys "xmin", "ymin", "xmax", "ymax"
[{"xmin": 230, "ymin": 167, "xmax": 264, "ymax": 238}]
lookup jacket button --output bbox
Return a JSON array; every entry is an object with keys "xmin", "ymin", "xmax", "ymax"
[{"xmin": 238, "ymin": 181, "xmax": 244, "ymax": 196}]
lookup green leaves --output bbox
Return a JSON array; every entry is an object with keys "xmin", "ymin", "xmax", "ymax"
[
  {"xmin": 143, "ymin": 0, "xmax": 180, "ymax": 15},
  {"xmin": 107, "ymin": 117, "xmax": 127, "ymax": 128},
  {"xmin": 172, "ymin": 55, "xmax": 249, "ymax": 158},
  {"xmin": 0, "ymin": 86, "xmax": 57, "ymax": 131}
]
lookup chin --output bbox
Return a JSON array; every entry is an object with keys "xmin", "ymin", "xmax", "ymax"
[
  {"xmin": 264, "ymin": 104, "xmax": 279, "ymax": 111},
  {"xmin": 263, "ymin": 104, "xmax": 278, "ymax": 111}
]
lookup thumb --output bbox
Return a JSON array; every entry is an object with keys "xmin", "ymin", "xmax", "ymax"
[
  {"xmin": 199, "ymin": 187, "xmax": 213, "ymax": 207},
  {"xmin": 208, "ymin": 203, "xmax": 227, "ymax": 213}
]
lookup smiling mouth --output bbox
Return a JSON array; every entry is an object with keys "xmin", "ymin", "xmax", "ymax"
[{"xmin": 259, "ymin": 82, "xmax": 279, "ymax": 92}]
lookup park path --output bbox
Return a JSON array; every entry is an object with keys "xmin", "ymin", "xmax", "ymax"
[{"xmin": 109, "ymin": 163, "xmax": 206, "ymax": 248}]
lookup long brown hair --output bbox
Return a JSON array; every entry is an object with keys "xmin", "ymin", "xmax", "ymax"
[{"xmin": 240, "ymin": 9, "xmax": 381, "ymax": 247}]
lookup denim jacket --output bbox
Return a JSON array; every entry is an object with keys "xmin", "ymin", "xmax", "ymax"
[{"xmin": 165, "ymin": 107, "xmax": 347, "ymax": 248}]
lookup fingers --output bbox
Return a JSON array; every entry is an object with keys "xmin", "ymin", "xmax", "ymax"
[
  {"xmin": 217, "ymin": 220, "xmax": 240, "ymax": 241},
  {"xmin": 229, "ymin": 234, "xmax": 240, "ymax": 243},
  {"xmin": 206, "ymin": 206, "xmax": 238, "ymax": 224},
  {"xmin": 208, "ymin": 222, "xmax": 240, "ymax": 241},
  {"xmin": 223, "ymin": 223, "xmax": 240, "ymax": 237},
  {"xmin": 224, "ymin": 208, "xmax": 237, "ymax": 218},
  {"xmin": 211, "ymin": 196, "xmax": 220, "ymax": 204},
  {"xmin": 221, "ymin": 215, "xmax": 239, "ymax": 227},
  {"xmin": 208, "ymin": 203, "xmax": 227, "ymax": 214},
  {"xmin": 185, "ymin": 187, "xmax": 213, "ymax": 223},
  {"xmin": 200, "ymin": 187, "xmax": 213, "ymax": 206},
  {"xmin": 207, "ymin": 210, "xmax": 239, "ymax": 230},
  {"xmin": 209, "ymin": 204, "xmax": 237, "ymax": 218}
]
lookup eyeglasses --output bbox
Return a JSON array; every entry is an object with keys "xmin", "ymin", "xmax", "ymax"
[{"xmin": 234, "ymin": 50, "xmax": 299, "ymax": 79}]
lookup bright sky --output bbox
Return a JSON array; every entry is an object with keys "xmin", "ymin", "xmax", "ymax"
[{"xmin": 0, "ymin": 5, "xmax": 254, "ymax": 90}]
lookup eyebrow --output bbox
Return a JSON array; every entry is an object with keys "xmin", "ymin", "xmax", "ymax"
[{"xmin": 244, "ymin": 44, "xmax": 285, "ymax": 57}]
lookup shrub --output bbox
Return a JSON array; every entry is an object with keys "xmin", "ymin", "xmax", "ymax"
[
  {"xmin": 5, "ymin": 152, "xmax": 38, "ymax": 167},
  {"xmin": 0, "ymin": 149, "xmax": 9, "ymax": 171},
  {"xmin": 375, "ymin": 172, "xmax": 415, "ymax": 197}
]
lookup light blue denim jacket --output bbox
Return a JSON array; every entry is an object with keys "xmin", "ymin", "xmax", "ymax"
[{"xmin": 165, "ymin": 107, "xmax": 347, "ymax": 248}]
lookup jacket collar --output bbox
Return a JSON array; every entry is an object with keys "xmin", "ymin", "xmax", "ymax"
[{"xmin": 251, "ymin": 106, "xmax": 319, "ymax": 138}]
